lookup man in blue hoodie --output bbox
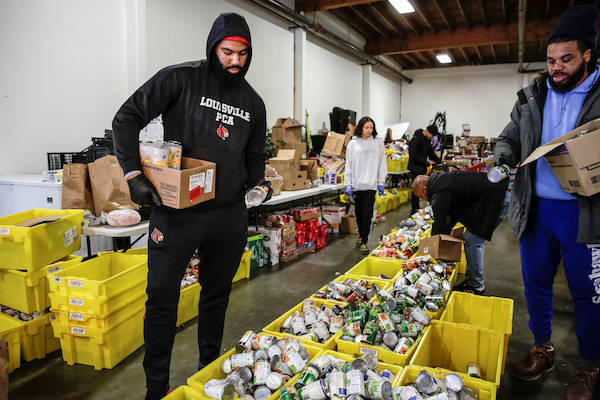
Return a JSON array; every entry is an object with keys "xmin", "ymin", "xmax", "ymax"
[{"xmin": 112, "ymin": 12, "xmax": 266, "ymax": 400}]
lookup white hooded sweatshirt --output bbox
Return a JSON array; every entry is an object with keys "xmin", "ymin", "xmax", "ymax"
[{"xmin": 345, "ymin": 135, "xmax": 388, "ymax": 191}]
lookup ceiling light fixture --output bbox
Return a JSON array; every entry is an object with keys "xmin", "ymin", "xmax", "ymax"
[
  {"xmin": 436, "ymin": 53, "xmax": 452, "ymax": 64},
  {"xmin": 389, "ymin": 0, "xmax": 415, "ymax": 14}
]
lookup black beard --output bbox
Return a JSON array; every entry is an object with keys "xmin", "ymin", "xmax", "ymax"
[
  {"xmin": 549, "ymin": 60, "xmax": 587, "ymax": 93},
  {"xmin": 210, "ymin": 55, "xmax": 246, "ymax": 88}
]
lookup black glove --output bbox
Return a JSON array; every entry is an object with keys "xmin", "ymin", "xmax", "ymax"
[
  {"xmin": 127, "ymin": 174, "xmax": 162, "ymax": 207},
  {"xmin": 493, "ymin": 156, "xmax": 509, "ymax": 167},
  {"xmin": 259, "ymin": 179, "xmax": 274, "ymax": 202}
]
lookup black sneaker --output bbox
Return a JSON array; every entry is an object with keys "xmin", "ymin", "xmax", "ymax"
[{"xmin": 454, "ymin": 281, "xmax": 485, "ymax": 295}]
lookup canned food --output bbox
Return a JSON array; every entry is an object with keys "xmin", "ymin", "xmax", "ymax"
[
  {"xmin": 231, "ymin": 352, "xmax": 255, "ymax": 370},
  {"xmin": 313, "ymin": 320, "xmax": 331, "ymax": 341},
  {"xmin": 414, "ymin": 370, "xmax": 447, "ymax": 395},
  {"xmin": 361, "ymin": 353, "xmax": 378, "ymax": 370},
  {"xmin": 365, "ymin": 380, "xmax": 392, "ymax": 400},
  {"xmin": 204, "ymin": 379, "xmax": 235, "ymax": 400},
  {"xmin": 350, "ymin": 359, "xmax": 369, "ymax": 375},
  {"xmin": 383, "ymin": 331, "xmax": 399, "ymax": 348},
  {"xmin": 409, "ymin": 306, "xmax": 431, "ymax": 326},
  {"xmin": 291, "ymin": 316, "xmax": 308, "ymax": 335},
  {"xmin": 295, "ymin": 365, "xmax": 320, "ymax": 388},
  {"xmin": 328, "ymin": 370, "xmax": 347, "ymax": 397},
  {"xmin": 444, "ymin": 373, "xmax": 463, "ymax": 392},
  {"xmin": 379, "ymin": 369, "xmax": 396, "ymax": 383},
  {"xmin": 393, "ymin": 336, "xmax": 414, "ymax": 355},
  {"xmin": 221, "ymin": 357, "xmax": 233, "ymax": 374},
  {"xmin": 299, "ymin": 379, "xmax": 330, "ymax": 400},
  {"xmin": 458, "ymin": 386, "xmax": 478, "ymax": 400},
  {"xmin": 344, "ymin": 321, "xmax": 363, "ymax": 337},
  {"xmin": 254, "ymin": 333, "xmax": 277, "ymax": 350},
  {"xmin": 375, "ymin": 313, "xmax": 396, "ymax": 333},
  {"xmin": 253, "ymin": 385, "xmax": 272, "ymax": 400},
  {"xmin": 281, "ymin": 346, "xmax": 307, "ymax": 374},
  {"xmin": 234, "ymin": 366, "xmax": 253, "ymax": 383},
  {"xmin": 237, "ymin": 330, "xmax": 256, "ymax": 352},
  {"xmin": 279, "ymin": 386, "xmax": 301, "ymax": 400},
  {"xmin": 466, "ymin": 363, "xmax": 482, "ymax": 379},
  {"xmin": 330, "ymin": 316, "xmax": 344, "ymax": 334},
  {"xmin": 310, "ymin": 355, "xmax": 333, "ymax": 376},
  {"xmin": 393, "ymin": 385, "xmax": 424, "ymax": 400},
  {"xmin": 346, "ymin": 370, "xmax": 366, "ymax": 397},
  {"xmin": 254, "ymin": 349, "xmax": 268, "ymax": 362},
  {"xmin": 253, "ymin": 361, "xmax": 271, "ymax": 385},
  {"xmin": 303, "ymin": 298, "xmax": 316, "ymax": 312}
]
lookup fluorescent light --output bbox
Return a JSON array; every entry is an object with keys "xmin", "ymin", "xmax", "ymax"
[
  {"xmin": 389, "ymin": 0, "xmax": 415, "ymax": 14},
  {"xmin": 436, "ymin": 53, "xmax": 452, "ymax": 64}
]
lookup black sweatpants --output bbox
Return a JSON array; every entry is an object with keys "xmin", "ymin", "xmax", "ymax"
[
  {"xmin": 410, "ymin": 171, "xmax": 422, "ymax": 215},
  {"xmin": 353, "ymin": 190, "xmax": 376, "ymax": 243},
  {"xmin": 143, "ymin": 201, "xmax": 247, "ymax": 395}
]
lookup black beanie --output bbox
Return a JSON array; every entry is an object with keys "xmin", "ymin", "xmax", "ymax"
[
  {"xmin": 426, "ymin": 125, "xmax": 439, "ymax": 136},
  {"xmin": 549, "ymin": 5, "xmax": 599, "ymax": 47}
]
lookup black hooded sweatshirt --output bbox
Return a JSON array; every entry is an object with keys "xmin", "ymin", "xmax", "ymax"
[
  {"xmin": 427, "ymin": 170, "xmax": 509, "ymax": 241},
  {"xmin": 407, "ymin": 129, "xmax": 441, "ymax": 174},
  {"xmin": 112, "ymin": 12, "xmax": 266, "ymax": 209}
]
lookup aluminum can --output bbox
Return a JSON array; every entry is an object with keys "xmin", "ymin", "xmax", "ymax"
[
  {"xmin": 310, "ymin": 355, "xmax": 333, "ymax": 376},
  {"xmin": 330, "ymin": 316, "xmax": 344, "ymax": 334},
  {"xmin": 221, "ymin": 357, "xmax": 233, "ymax": 374},
  {"xmin": 253, "ymin": 385, "xmax": 272, "ymax": 400},
  {"xmin": 389, "ymin": 311, "xmax": 403, "ymax": 324},
  {"xmin": 365, "ymin": 380, "xmax": 392, "ymax": 400},
  {"xmin": 393, "ymin": 385, "xmax": 424, "ymax": 400},
  {"xmin": 425, "ymin": 301, "xmax": 439, "ymax": 312},
  {"xmin": 282, "ymin": 346, "xmax": 307, "ymax": 374},
  {"xmin": 415, "ymin": 282, "xmax": 433, "ymax": 296},
  {"xmin": 313, "ymin": 320, "xmax": 331, "ymax": 341},
  {"xmin": 299, "ymin": 379, "xmax": 330, "ymax": 400},
  {"xmin": 397, "ymin": 323, "xmax": 420, "ymax": 338},
  {"xmin": 235, "ymin": 366, "xmax": 253, "ymax": 383},
  {"xmin": 379, "ymin": 369, "xmax": 396, "ymax": 383},
  {"xmin": 458, "ymin": 387, "xmax": 478, "ymax": 400},
  {"xmin": 237, "ymin": 330, "xmax": 256, "ymax": 352},
  {"xmin": 328, "ymin": 370, "xmax": 347, "ymax": 397},
  {"xmin": 255, "ymin": 349, "xmax": 268, "ymax": 362},
  {"xmin": 291, "ymin": 316, "xmax": 308, "ymax": 335},
  {"xmin": 414, "ymin": 370, "xmax": 447, "ymax": 395},
  {"xmin": 253, "ymin": 361, "xmax": 271, "ymax": 385},
  {"xmin": 361, "ymin": 353, "xmax": 378, "ymax": 370},
  {"xmin": 393, "ymin": 336, "xmax": 414, "ymax": 354},
  {"xmin": 466, "ymin": 363, "xmax": 482, "ymax": 379},
  {"xmin": 280, "ymin": 386, "xmax": 301, "ymax": 400},
  {"xmin": 303, "ymin": 298, "xmax": 316, "ymax": 312},
  {"xmin": 365, "ymin": 369, "xmax": 384, "ymax": 382},
  {"xmin": 362, "ymin": 321, "xmax": 379, "ymax": 344},
  {"xmin": 204, "ymin": 379, "xmax": 235, "ymax": 400},
  {"xmin": 268, "ymin": 344, "xmax": 282, "ymax": 360},
  {"xmin": 272, "ymin": 359, "xmax": 293, "ymax": 376},
  {"xmin": 231, "ymin": 352, "xmax": 255, "ymax": 370},
  {"xmin": 344, "ymin": 321, "xmax": 363, "ymax": 337},
  {"xmin": 224, "ymin": 375, "xmax": 246, "ymax": 396},
  {"xmin": 383, "ymin": 331, "xmax": 399, "ymax": 348},
  {"xmin": 350, "ymin": 358, "xmax": 369, "ymax": 374},
  {"xmin": 254, "ymin": 333, "xmax": 277, "ymax": 350},
  {"xmin": 305, "ymin": 310, "xmax": 319, "ymax": 327},
  {"xmin": 246, "ymin": 185, "xmax": 269, "ymax": 207},
  {"xmin": 384, "ymin": 298, "xmax": 398, "ymax": 313},
  {"xmin": 281, "ymin": 315, "xmax": 294, "ymax": 331},
  {"xmin": 444, "ymin": 373, "xmax": 463, "ymax": 392},
  {"xmin": 487, "ymin": 164, "xmax": 510, "ymax": 183},
  {"xmin": 346, "ymin": 369, "xmax": 366, "ymax": 396},
  {"xmin": 295, "ymin": 365, "xmax": 320, "ymax": 388},
  {"xmin": 409, "ymin": 306, "xmax": 431, "ymax": 326},
  {"xmin": 376, "ymin": 313, "xmax": 396, "ymax": 333},
  {"xmin": 328, "ymin": 281, "xmax": 351, "ymax": 296},
  {"xmin": 348, "ymin": 309, "xmax": 367, "ymax": 323}
]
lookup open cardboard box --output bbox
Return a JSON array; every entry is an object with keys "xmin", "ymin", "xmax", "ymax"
[
  {"xmin": 418, "ymin": 234, "xmax": 464, "ymax": 262},
  {"xmin": 142, "ymin": 157, "xmax": 216, "ymax": 209},
  {"xmin": 272, "ymin": 117, "xmax": 302, "ymax": 144},
  {"xmin": 269, "ymin": 149, "xmax": 301, "ymax": 172},
  {"xmin": 522, "ymin": 118, "xmax": 600, "ymax": 196}
]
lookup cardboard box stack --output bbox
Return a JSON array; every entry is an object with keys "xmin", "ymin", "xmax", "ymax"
[
  {"xmin": 261, "ymin": 213, "xmax": 297, "ymax": 263},
  {"xmin": 268, "ymin": 149, "xmax": 308, "ymax": 191},
  {"xmin": 290, "ymin": 207, "xmax": 326, "ymax": 252}
]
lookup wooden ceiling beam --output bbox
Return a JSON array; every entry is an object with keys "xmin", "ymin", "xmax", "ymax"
[
  {"xmin": 295, "ymin": 0, "xmax": 385, "ymax": 12},
  {"xmin": 501, "ymin": 0, "xmax": 507, "ymax": 26},
  {"xmin": 431, "ymin": 0, "xmax": 453, "ymax": 32},
  {"xmin": 366, "ymin": 18, "xmax": 558, "ymax": 55},
  {"xmin": 474, "ymin": 45, "xmax": 483, "ymax": 63},
  {"xmin": 477, "ymin": 0, "xmax": 488, "ymax": 28},
  {"xmin": 412, "ymin": 0, "xmax": 436, "ymax": 33},
  {"xmin": 455, "ymin": 0, "xmax": 471, "ymax": 30},
  {"xmin": 348, "ymin": 6, "xmax": 389, "ymax": 38},
  {"xmin": 458, "ymin": 47, "xmax": 469, "ymax": 62},
  {"xmin": 369, "ymin": 3, "xmax": 400, "ymax": 36},
  {"xmin": 490, "ymin": 44, "xmax": 497, "ymax": 61}
]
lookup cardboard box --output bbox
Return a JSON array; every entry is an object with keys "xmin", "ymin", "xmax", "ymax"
[
  {"xmin": 340, "ymin": 214, "xmax": 358, "ymax": 234},
  {"xmin": 279, "ymin": 170, "xmax": 308, "ymax": 191},
  {"xmin": 521, "ymin": 119, "xmax": 600, "ymax": 196},
  {"xmin": 418, "ymin": 234, "xmax": 464, "ymax": 262},
  {"xmin": 247, "ymin": 231, "xmax": 264, "ymax": 270},
  {"xmin": 258, "ymin": 226, "xmax": 281, "ymax": 266},
  {"xmin": 269, "ymin": 149, "xmax": 302, "ymax": 172},
  {"xmin": 283, "ymin": 142, "xmax": 307, "ymax": 159},
  {"xmin": 322, "ymin": 132, "xmax": 347, "ymax": 158},
  {"xmin": 272, "ymin": 117, "xmax": 303, "ymax": 144},
  {"xmin": 300, "ymin": 159, "xmax": 319, "ymax": 181},
  {"xmin": 142, "ymin": 157, "xmax": 216, "ymax": 209},
  {"xmin": 265, "ymin": 175, "xmax": 283, "ymax": 196},
  {"xmin": 322, "ymin": 204, "xmax": 347, "ymax": 225}
]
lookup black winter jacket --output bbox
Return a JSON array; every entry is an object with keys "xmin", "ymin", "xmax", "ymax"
[
  {"xmin": 428, "ymin": 171, "xmax": 509, "ymax": 241},
  {"xmin": 112, "ymin": 13, "xmax": 266, "ymax": 210},
  {"xmin": 408, "ymin": 130, "xmax": 441, "ymax": 174}
]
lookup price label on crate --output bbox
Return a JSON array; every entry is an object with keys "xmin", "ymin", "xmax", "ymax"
[
  {"xmin": 47, "ymin": 264, "xmax": 63, "ymax": 274},
  {"xmin": 359, "ymin": 346, "xmax": 380, "ymax": 359},
  {"xmin": 69, "ymin": 312, "xmax": 85, "ymax": 321},
  {"xmin": 62, "ymin": 225, "xmax": 78, "ymax": 248},
  {"xmin": 71, "ymin": 327, "xmax": 86, "ymax": 335},
  {"xmin": 68, "ymin": 279, "xmax": 83, "ymax": 288},
  {"xmin": 0, "ymin": 228, "xmax": 9, "ymax": 235},
  {"xmin": 69, "ymin": 298, "xmax": 84, "ymax": 307}
]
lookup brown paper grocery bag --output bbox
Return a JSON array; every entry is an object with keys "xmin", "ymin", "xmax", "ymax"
[
  {"xmin": 88, "ymin": 155, "xmax": 138, "ymax": 216},
  {"xmin": 61, "ymin": 163, "xmax": 95, "ymax": 215},
  {"xmin": 0, "ymin": 339, "xmax": 8, "ymax": 400}
]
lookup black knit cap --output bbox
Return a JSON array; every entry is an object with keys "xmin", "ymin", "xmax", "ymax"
[
  {"xmin": 426, "ymin": 124, "xmax": 439, "ymax": 136},
  {"xmin": 549, "ymin": 4, "xmax": 599, "ymax": 46}
]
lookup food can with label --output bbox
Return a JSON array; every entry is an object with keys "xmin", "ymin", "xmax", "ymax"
[
  {"xmin": 266, "ymin": 371, "xmax": 284, "ymax": 391},
  {"xmin": 204, "ymin": 379, "xmax": 235, "ymax": 400},
  {"xmin": 253, "ymin": 333, "xmax": 277, "ymax": 350},
  {"xmin": 231, "ymin": 352, "xmax": 255, "ymax": 370},
  {"xmin": 237, "ymin": 330, "xmax": 256, "ymax": 352},
  {"xmin": 295, "ymin": 365, "xmax": 320, "ymax": 388},
  {"xmin": 253, "ymin": 360, "xmax": 271, "ymax": 385},
  {"xmin": 310, "ymin": 355, "xmax": 333, "ymax": 377},
  {"xmin": 376, "ymin": 313, "xmax": 396, "ymax": 333},
  {"xmin": 458, "ymin": 387, "xmax": 478, "ymax": 400},
  {"xmin": 444, "ymin": 373, "xmax": 463, "ymax": 393},
  {"xmin": 466, "ymin": 363, "xmax": 482, "ymax": 379},
  {"xmin": 282, "ymin": 346, "xmax": 307, "ymax": 375},
  {"xmin": 313, "ymin": 320, "xmax": 331, "ymax": 341},
  {"xmin": 328, "ymin": 370, "xmax": 347, "ymax": 398},
  {"xmin": 379, "ymin": 369, "xmax": 396, "ymax": 383},
  {"xmin": 253, "ymin": 385, "xmax": 272, "ymax": 400},
  {"xmin": 299, "ymin": 379, "xmax": 330, "ymax": 400},
  {"xmin": 346, "ymin": 370, "xmax": 366, "ymax": 397},
  {"xmin": 280, "ymin": 386, "xmax": 301, "ymax": 400},
  {"xmin": 330, "ymin": 316, "xmax": 344, "ymax": 334},
  {"xmin": 393, "ymin": 336, "xmax": 414, "ymax": 355},
  {"xmin": 409, "ymin": 306, "xmax": 431, "ymax": 326},
  {"xmin": 365, "ymin": 380, "xmax": 392, "ymax": 400},
  {"xmin": 414, "ymin": 370, "xmax": 447, "ymax": 395}
]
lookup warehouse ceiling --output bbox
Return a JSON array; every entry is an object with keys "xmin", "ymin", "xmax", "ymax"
[{"xmin": 294, "ymin": 0, "xmax": 600, "ymax": 71}]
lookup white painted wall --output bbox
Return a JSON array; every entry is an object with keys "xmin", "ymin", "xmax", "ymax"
[
  {"xmin": 400, "ymin": 62, "xmax": 546, "ymax": 140},
  {"xmin": 369, "ymin": 69, "xmax": 402, "ymax": 129}
]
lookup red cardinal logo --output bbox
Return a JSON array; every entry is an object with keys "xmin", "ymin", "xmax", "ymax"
[
  {"xmin": 151, "ymin": 228, "xmax": 164, "ymax": 244},
  {"xmin": 217, "ymin": 124, "xmax": 229, "ymax": 140}
]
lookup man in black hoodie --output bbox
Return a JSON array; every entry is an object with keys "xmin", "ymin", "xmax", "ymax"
[
  {"xmin": 112, "ymin": 13, "xmax": 266, "ymax": 400},
  {"xmin": 408, "ymin": 125, "xmax": 442, "ymax": 215}
]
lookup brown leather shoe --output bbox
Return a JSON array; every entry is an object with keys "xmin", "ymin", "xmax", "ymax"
[
  {"xmin": 564, "ymin": 367, "xmax": 598, "ymax": 400},
  {"xmin": 511, "ymin": 344, "xmax": 555, "ymax": 381}
]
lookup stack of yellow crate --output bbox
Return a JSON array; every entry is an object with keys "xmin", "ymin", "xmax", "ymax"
[
  {"xmin": 47, "ymin": 251, "xmax": 148, "ymax": 370},
  {"xmin": 0, "ymin": 209, "xmax": 85, "ymax": 371}
]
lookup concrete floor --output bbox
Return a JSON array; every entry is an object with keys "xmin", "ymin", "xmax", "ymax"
[{"xmin": 7, "ymin": 201, "xmax": 582, "ymax": 399}]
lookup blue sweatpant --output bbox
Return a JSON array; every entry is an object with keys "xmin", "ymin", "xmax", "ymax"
[{"xmin": 519, "ymin": 197, "xmax": 600, "ymax": 359}]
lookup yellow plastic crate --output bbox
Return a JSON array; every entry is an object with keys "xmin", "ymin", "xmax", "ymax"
[
  {"xmin": 457, "ymin": 247, "xmax": 467, "ymax": 274},
  {"xmin": 345, "ymin": 256, "xmax": 403, "ymax": 281},
  {"xmin": 163, "ymin": 385, "xmax": 205, "ymax": 400},
  {"xmin": 187, "ymin": 337, "xmax": 323, "ymax": 400},
  {"xmin": 386, "ymin": 159, "xmax": 404, "ymax": 172},
  {"xmin": 375, "ymin": 197, "xmax": 387, "ymax": 215},
  {"xmin": 440, "ymin": 291, "xmax": 514, "ymax": 371},
  {"xmin": 410, "ymin": 320, "xmax": 505, "ymax": 387},
  {"xmin": 52, "ymin": 301, "xmax": 145, "ymax": 370},
  {"xmin": 0, "ymin": 209, "xmax": 84, "ymax": 272},
  {"xmin": 335, "ymin": 324, "xmax": 429, "ymax": 366},
  {"xmin": 232, "ymin": 250, "xmax": 251, "ymax": 283},
  {"xmin": 49, "ymin": 284, "xmax": 146, "ymax": 317},
  {"xmin": 0, "ymin": 255, "xmax": 82, "ymax": 314},
  {"xmin": 16, "ymin": 312, "xmax": 61, "ymax": 362},
  {"xmin": 47, "ymin": 252, "xmax": 147, "ymax": 300},
  {"xmin": 398, "ymin": 365, "xmax": 497, "ymax": 400},
  {"xmin": 318, "ymin": 349, "xmax": 403, "ymax": 387},
  {"xmin": 53, "ymin": 294, "xmax": 147, "ymax": 331},
  {"xmin": 177, "ymin": 283, "xmax": 201, "ymax": 327},
  {"xmin": 309, "ymin": 274, "xmax": 392, "ymax": 304},
  {"xmin": 262, "ymin": 299, "xmax": 343, "ymax": 350},
  {"xmin": 0, "ymin": 312, "xmax": 22, "ymax": 373}
]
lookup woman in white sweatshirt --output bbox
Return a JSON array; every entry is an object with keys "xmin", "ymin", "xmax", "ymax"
[{"xmin": 345, "ymin": 116, "xmax": 388, "ymax": 255}]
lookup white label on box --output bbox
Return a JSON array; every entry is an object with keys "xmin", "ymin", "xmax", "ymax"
[
  {"xmin": 190, "ymin": 172, "xmax": 205, "ymax": 191},
  {"xmin": 47, "ymin": 265, "xmax": 63, "ymax": 274},
  {"xmin": 359, "ymin": 346, "xmax": 379, "ymax": 358},
  {"xmin": 69, "ymin": 312, "xmax": 85, "ymax": 321},
  {"xmin": 0, "ymin": 228, "xmax": 9, "ymax": 235},
  {"xmin": 71, "ymin": 327, "xmax": 86, "ymax": 335},
  {"xmin": 68, "ymin": 279, "xmax": 83, "ymax": 288},
  {"xmin": 69, "ymin": 298, "xmax": 84, "ymax": 306},
  {"xmin": 63, "ymin": 225, "xmax": 78, "ymax": 248},
  {"xmin": 54, "ymin": 276, "xmax": 62, "ymax": 283},
  {"xmin": 205, "ymin": 169, "xmax": 214, "ymax": 193}
]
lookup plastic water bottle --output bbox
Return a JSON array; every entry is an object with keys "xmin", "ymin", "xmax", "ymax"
[
  {"xmin": 245, "ymin": 185, "xmax": 268, "ymax": 207},
  {"xmin": 487, "ymin": 164, "xmax": 510, "ymax": 183}
]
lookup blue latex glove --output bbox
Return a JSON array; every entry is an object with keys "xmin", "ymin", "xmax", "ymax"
[
  {"xmin": 345, "ymin": 187, "xmax": 353, "ymax": 197},
  {"xmin": 378, "ymin": 185, "xmax": 385, "ymax": 195}
]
